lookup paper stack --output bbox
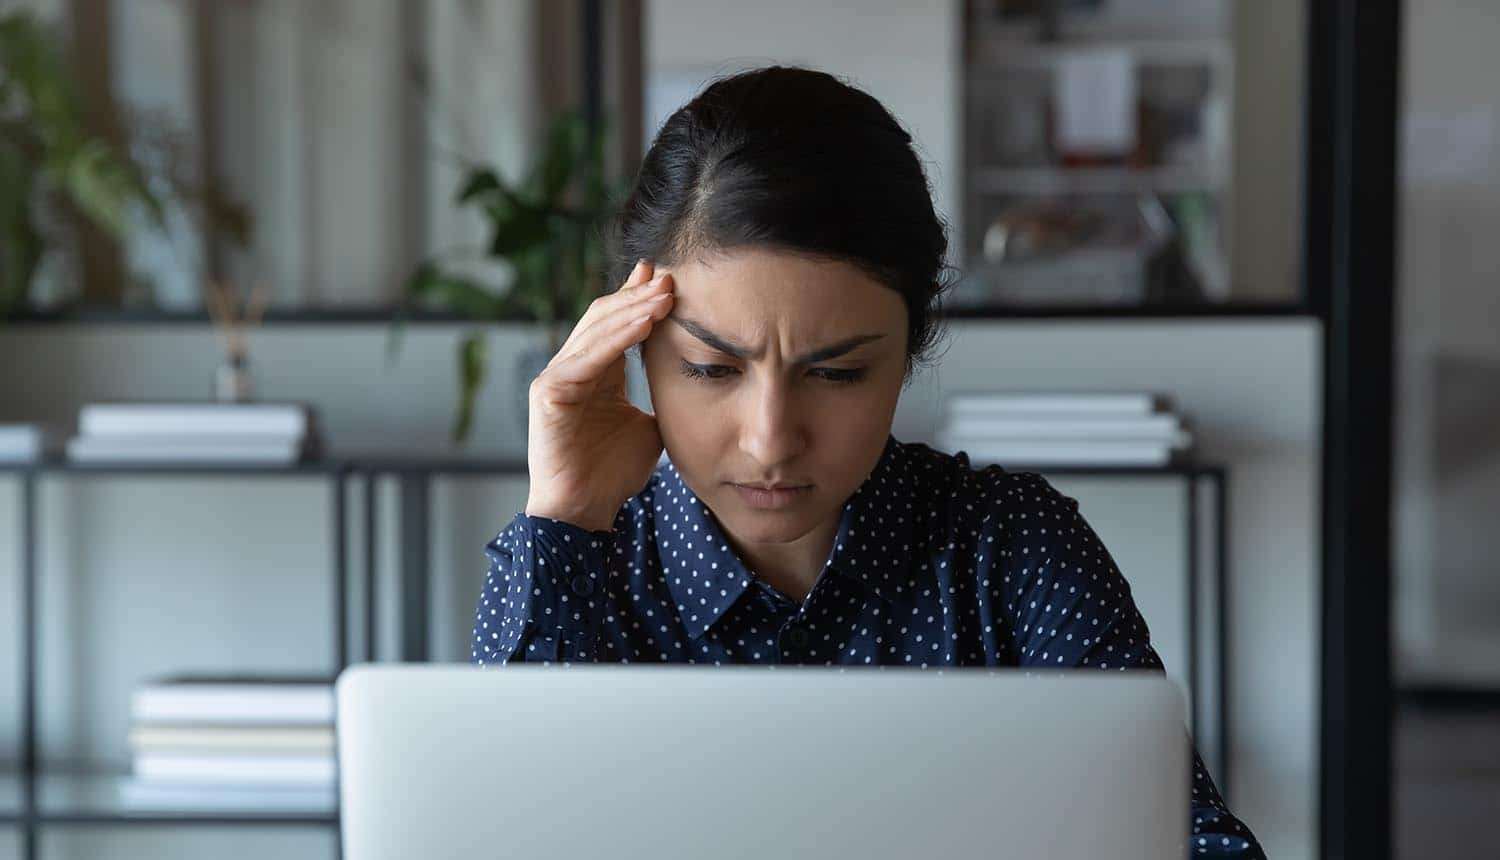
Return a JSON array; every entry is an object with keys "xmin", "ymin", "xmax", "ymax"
[
  {"xmin": 935, "ymin": 391, "xmax": 1192, "ymax": 467},
  {"xmin": 0, "ymin": 424, "xmax": 56, "ymax": 463},
  {"xmin": 118, "ymin": 674, "xmax": 337, "ymax": 813},
  {"xmin": 67, "ymin": 403, "xmax": 317, "ymax": 465}
]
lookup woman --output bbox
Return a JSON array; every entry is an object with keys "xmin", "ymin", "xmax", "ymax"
[{"xmin": 472, "ymin": 66, "xmax": 1264, "ymax": 858}]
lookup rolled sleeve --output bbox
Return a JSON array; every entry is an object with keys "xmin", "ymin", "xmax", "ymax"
[{"xmin": 470, "ymin": 512, "xmax": 615, "ymax": 665}]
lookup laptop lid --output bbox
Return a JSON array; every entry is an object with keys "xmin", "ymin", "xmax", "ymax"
[{"xmin": 337, "ymin": 664, "xmax": 1187, "ymax": 859}]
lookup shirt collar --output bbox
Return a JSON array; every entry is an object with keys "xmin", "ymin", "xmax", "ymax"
[{"xmin": 652, "ymin": 434, "xmax": 924, "ymax": 640}]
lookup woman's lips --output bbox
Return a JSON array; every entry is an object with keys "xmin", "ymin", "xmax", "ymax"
[{"xmin": 732, "ymin": 483, "xmax": 811, "ymax": 509}]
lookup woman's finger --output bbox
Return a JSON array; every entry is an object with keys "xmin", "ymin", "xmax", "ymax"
[
  {"xmin": 621, "ymin": 257, "xmax": 654, "ymax": 291},
  {"xmin": 557, "ymin": 273, "xmax": 673, "ymax": 359},
  {"xmin": 552, "ymin": 258, "xmax": 651, "ymax": 348},
  {"xmin": 539, "ymin": 289, "xmax": 673, "ymax": 391}
]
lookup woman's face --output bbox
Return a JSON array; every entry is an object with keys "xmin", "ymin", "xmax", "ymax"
[{"xmin": 640, "ymin": 247, "xmax": 909, "ymax": 547}]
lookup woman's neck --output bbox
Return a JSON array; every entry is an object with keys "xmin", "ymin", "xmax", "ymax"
[{"xmin": 722, "ymin": 516, "xmax": 841, "ymax": 605}]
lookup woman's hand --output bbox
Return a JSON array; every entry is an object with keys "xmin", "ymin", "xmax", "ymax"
[{"xmin": 523, "ymin": 259, "xmax": 675, "ymax": 532}]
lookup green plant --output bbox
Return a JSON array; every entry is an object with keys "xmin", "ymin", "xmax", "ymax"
[
  {"xmin": 0, "ymin": 10, "xmax": 164, "ymax": 315},
  {"xmin": 400, "ymin": 108, "xmax": 627, "ymax": 444}
]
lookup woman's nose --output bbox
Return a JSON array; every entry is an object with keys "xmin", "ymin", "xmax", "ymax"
[{"xmin": 737, "ymin": 380, "xmax": 805, "ymax": 468}]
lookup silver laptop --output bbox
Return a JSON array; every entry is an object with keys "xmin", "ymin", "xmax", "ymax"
[{"xmin": 336, "ymin": 664, "xmax": 1188, "ymax": 859}]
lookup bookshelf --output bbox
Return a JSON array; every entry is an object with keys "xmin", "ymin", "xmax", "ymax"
[
  {"xmin": 959, "ymin": 1, "xmax": 1239, "ymax": 310},
  {"xmin": 1, "ymin": 456, "xmax": 1229, "ymax": 859}
]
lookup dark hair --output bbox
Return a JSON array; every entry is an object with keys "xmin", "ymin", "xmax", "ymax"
[{"xmin": 610, "ymin": 65, "xmax": 952, "ymax": 382}]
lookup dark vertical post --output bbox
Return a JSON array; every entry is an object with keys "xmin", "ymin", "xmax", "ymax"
[
  {"xmin": 1185, "ymin": 473, "xmax": 1201, "ymax": 747},
  {"xmin": 1215, "ymin": 468, "xmax": 1231, "ymax": 799},
  {"xmin": 1306, "ymin": 2, "xmax": 1401, "ymax": 858},
  {"xmin": 610, "ymin": 1, "xmax": 645, "ymax": 177},
  {"xmin": 581, "ymin": 0, "xmax": 603, "ymax": 144},
  {"xmin": 399, "ymin": 474, "xmax": 431, "ymax": 662},
  {"xmin": 20, "ymin": 472, "xmax": 38, "ymax": 860},
  {"xmin": 333, "ymin": 469, "xmax": 348, "ymax": 672},
  {"xmin": 364, "ymin": 472, "xmax": 378, "ymax": 663}
]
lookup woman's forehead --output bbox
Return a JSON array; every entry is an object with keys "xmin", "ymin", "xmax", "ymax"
[
  {"xmin": 670, "ymin": 246, "xmax": 850, "ymax": 281},
  {"xmin": 664, "ymin": 248, "xmax": 899, "ymax": 315}
]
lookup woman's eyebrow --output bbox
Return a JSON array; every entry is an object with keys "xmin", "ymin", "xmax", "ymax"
[{"xmin": 668, "ymin": 316, "xmax": 886, "ymax": 364}]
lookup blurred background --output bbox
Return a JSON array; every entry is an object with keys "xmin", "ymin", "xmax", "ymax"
[{"xmin": 0, "ymin": 1, "xmax": 1491, "ymax": 858}]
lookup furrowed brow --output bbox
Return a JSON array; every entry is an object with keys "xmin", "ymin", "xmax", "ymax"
[{"xmin": 669, "ymin": 317, "xmax": 885, "ymax": 364}]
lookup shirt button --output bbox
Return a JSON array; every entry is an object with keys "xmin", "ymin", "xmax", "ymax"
[
  {"xmin": 569, "ymin": 574, "xmax": 594, "ymax": 596},
  {"xmin": 785, "ymin": 628, "xmax": 810, "ymax": 648}
]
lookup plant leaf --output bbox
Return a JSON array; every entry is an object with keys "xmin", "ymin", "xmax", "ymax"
[
  {"xmin": 455, "ymin": 167, "xmax": 502, "ymax": 205},
  {"xmin": 452, "ymin": 331, "xmax": 487, "ymax": 444},
  {"xmin": 488, "ymin": 203, "xmax": 551, "ymax": 256},
  {"xmin": 404, "ymin": 261, "xmax": 502, "ymax": 318},
  {"xmin": 59, "ymin": 138, "xmax": 133, "ymax": 234}
]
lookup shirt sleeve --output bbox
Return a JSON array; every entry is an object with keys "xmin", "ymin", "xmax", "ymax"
[
  {"xmin": 989, "ymin": 470, "xmax": 1266, "ymax": 859},
  {"xmin": 470, "ymin": 511, "xmax": 616, "ymax": 666}
]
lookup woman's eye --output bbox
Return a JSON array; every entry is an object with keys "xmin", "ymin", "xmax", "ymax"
[
  {"xmin": 678, "ymin": 361, "xmax": 866, "ymax": 386},
  {"xmin": 678, "ymin": 362, "xmax": 737, "ymax": 381},
  {"xmin": 812, "ymin": 368, "xmax": 866, "ymax": 386}
]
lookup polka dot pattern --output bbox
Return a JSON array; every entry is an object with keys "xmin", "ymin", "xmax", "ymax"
[{"xmin": 472, "ymin": 434, "xmax": 1263, "ymax": 858}]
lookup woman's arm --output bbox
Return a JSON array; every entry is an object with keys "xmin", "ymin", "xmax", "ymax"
[
  {"xmin": 470, "ymin": 512, "xmax": 617, "ymax": 665},
  {"xmin": 987, "ymin": 469, "xmax": 1266, "ymax": 859}
]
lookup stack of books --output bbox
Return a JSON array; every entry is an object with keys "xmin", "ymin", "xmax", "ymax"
[
  {"xmin": 119, "ymin": 674, "xmax": 337, "ymax": 812},
  {"xmin": 0, "ymin": 424, "xmax": 56, "ymax": 463},
  {"xmin": 66, "ymin": 402, "xmax": 318, "ymax": 465},
  {"xmin": 935, "ymin": 391, "xmax": 1192, "ymax": 467}
]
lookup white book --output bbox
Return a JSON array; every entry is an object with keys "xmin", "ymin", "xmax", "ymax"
[
  {"xmin": 0, "ymin": 424, "xmax": 47, "ymax": 462},
  {"xmin": 945, "ymin": 392, "xmax": 1159, "ymax": 416},
  {"xmin": 67, "ymin": 435, "xmax": 304, "ymax": 465},
  {"xmin": 939, "ymin": 438, "xmax": 1178, "ymax": 467},
  {"xmin": 132, "ymin": 677, "xmax": 334, "ymax": 725},
  {"xmin": 129, "ymin": 725, "xmax": 336, "ymax": 755},
  {"xmin": 942, "ymin": 413, "xmax": 1185, "ymax": 440},
  {"xmin": 943, "ymin": 430, "xmax": 1193, "ymax": 452},
  {"xmin": 79, "ymin": 403, "xmax": 310, "ymax": 438},
  {"xmin": 133, "ymin": 752, "xmax": 335, "ymax": 786},
  {"xmin": 1053, "ymin": 49, "xmax": 1137, "ymax": 156},
  {"xmin": 118, "ymin": 777, "xmax": 336, "ymax": 812}
]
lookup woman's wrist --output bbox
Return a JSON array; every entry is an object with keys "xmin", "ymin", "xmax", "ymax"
[{"xmin": 524, "ymin": 501, "xmax": 616, "ymax": 533}]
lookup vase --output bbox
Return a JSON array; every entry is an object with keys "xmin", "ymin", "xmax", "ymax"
[{"xmin": 214, "ymin": 352, "xmax": 255, "ymax": 402}]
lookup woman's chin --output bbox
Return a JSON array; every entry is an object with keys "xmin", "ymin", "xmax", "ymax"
[{"xmin": 719, "ymin": 501, "xmax": 826, "ymax": 542}]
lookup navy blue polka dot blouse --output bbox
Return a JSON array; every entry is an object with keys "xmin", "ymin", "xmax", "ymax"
[{"xmin": 472, "ymin": 434, "xmax": 1264, "ymax": 858}]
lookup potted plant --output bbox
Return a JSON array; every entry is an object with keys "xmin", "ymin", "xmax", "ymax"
[
  {"xmin": 399, "ymin": 108, "xmax": 627, "ymax": 445},
  {"xmin": 0, "ymin": 9, "xmax": 163, "ymax": 315}
]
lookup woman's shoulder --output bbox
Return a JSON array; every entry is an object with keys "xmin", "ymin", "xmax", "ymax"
[
  {"xmin": 899, "ymin": 437, "xmax": 1067, "ymax": 516},
  {"xmin": 862, "ymin": 437, "xmax": 1076, "ymax": 560}
]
